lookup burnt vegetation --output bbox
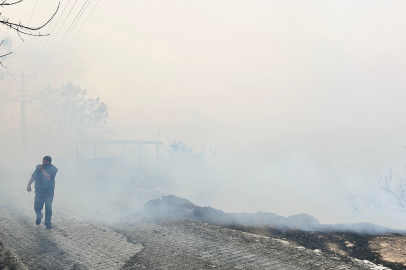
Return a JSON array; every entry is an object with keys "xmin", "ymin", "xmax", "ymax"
[
  {"xmin": 0, "ymin": 240, "xmax": 20, "ymax": 270},
  {"xmin": 143, "ymin": 195, "xmax": 406, "ymax": 270},
  {"xmin": 226, "ymin": 225, "xmax": 406, "ymax": 270}
]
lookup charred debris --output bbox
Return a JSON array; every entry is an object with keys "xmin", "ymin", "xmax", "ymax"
[{"xmin": 142, "ymin": 195, "xmax": 406, "ymax": 270}]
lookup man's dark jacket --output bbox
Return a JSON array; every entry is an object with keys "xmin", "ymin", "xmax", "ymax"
[{"xmin": 32, "ymin": 164, "xmax": 58, "ymax": 193}]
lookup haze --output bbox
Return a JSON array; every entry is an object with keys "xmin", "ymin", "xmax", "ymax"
[{"xmin": 1, "ymin": 0, "xmax": 406, "ymax": 229}]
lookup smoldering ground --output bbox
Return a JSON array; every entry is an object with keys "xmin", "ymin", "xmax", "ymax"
[
  {"xmin": 0, "ymin": 101, "xmax": 406, "ymax": 269},
  {"xmin": 0, "ymin": 120, "xmax": 406, "ymax": 231},
  {"xmin": 0, "ymin": 133, "xmax": 226, "ymax": 225}
]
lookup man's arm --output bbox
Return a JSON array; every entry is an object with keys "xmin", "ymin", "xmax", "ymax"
[
  {"xmin": 39, "ymin": 165, "xmax": 51, "ymax": 181},
  {"xmin": 27, "ymin": 176, "xmax": 34, "ymax": 192}
]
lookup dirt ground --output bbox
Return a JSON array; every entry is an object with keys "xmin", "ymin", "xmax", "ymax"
[
  {"xmin": 370, "ymin": 234, "xmax": 406, "ymax": 268},
  {"xmin": 224, "ymin": 225, "xmax": 406, "ymax": 270},
  {"xmin": 0, "ymin": 239, "xmax": 23, "ymax": 270},
  {"xmin": 0, "ymin": 191, "xmax": 401, "ymax": 270},
  {"xmin": 0, "ymin": 206, "xmax": 388, "ymax": 270}
]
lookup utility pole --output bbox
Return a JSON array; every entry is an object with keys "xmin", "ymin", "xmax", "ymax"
[
  {"xmin": 157, "ymin": 131, "xmax": 160, "ymax": 166},
  {"xmin": 8, "ymin": 71, "xmax": 37, "ymax": 148}
]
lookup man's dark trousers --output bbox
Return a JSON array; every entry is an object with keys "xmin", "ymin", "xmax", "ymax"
[{"xmin": 34, "ymin": 190, "xmax": 54, "ymax": 224}]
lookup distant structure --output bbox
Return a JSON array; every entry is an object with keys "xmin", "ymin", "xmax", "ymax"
[{"xmin": 76, "ymin": 140, "xmax": 163, "ymax": 177}]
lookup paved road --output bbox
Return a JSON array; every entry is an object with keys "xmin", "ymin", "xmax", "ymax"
[{"xmin": 0, "ymin": 198, "xmax": 389, "ymax": 270}]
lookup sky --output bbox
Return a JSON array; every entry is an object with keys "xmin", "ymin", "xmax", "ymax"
[{"xmin": 1, "ymin": 0, "xmax": 406, "ymax": 228}]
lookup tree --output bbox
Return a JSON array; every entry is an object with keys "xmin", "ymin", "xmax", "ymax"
[
  {"xmin": 33, "ymin": 81, "xmax": 111, "ymax": 140},
  {"xmin": 167, "ymin": 139, "xmax": 208, "ymax": 165},
  {"xmin": 0, "ymin": 0, "xmax": 59, "ymax": 66},
  {"xmin": 158, "ymin": 139, "xmax": 221, "ymax": 198},
  {"xmin": 0, "ymin": 39, "xmax": 11, "ymax": 67},
  {"xmin": 350, "ymin": 167, "xmax": 406, "ymax": 226}
]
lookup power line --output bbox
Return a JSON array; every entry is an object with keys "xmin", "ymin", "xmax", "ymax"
[
  {"xmin": 18, "ymin": 0, "xmax": 39, "ymax": 50},
  {"xmin": 34, "ymin": 0, "xmax": 77, "ymax": 69},
  {"xmin": 68, "ymin": 0, "xmax": 100, "ymax": 46},
  {"xmin": 27, "ymin": 0, "xmax": 39, "ymax": 26},
  {"xmin": 35, "ymin": 12, "xmax": 54, "ymax": 43},
  {"xmin": 41, "ymin": 0, "xmax": 99, "ymax": 73},
  {"xmin": 34, "ymin": 0, "xmax": 78, "ymax": 70},
  {"xmin": 55, "ymin": 0, "xmax": 100, "ymax": 64},
  {"xmin": 38, "ymin": 0, "xmax": 90, "ymax": 72},
  {"xmin": 33, "ymin": 0, "xmax": 69, "ymax": 66},
  {"xmin": 51, "ymin": 0, "xmax": 91, "ymax": 56}
]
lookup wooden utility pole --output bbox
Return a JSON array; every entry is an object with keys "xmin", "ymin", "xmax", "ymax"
[
  {"xmin": 8, "ymin": 71, "xmax": 37, "ymax": 148},
  {"xmin": 157, "ymin": 131, "xmax": 160, "ymax": 166}
]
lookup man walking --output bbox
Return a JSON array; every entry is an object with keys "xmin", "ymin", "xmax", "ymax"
[{"xmin": 26, "ymin": 156, "xmax": 58, "ymax": 229}]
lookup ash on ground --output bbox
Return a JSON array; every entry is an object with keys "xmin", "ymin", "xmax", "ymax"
[{"xmin": 142, "ymin": 195, "xmax": 406, "ymax": 270}]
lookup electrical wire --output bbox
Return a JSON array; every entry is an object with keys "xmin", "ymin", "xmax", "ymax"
[
  {"xmin": 18, "ymin": 0, "xmax": 39, "ymax": 50},
  {"xmin": 38, "ymin": 0, "xmax": 91, "ymax": 72},
  {"xmin": 27, "ymin": 0, "xmax": 39, "ymax": 26},
  {"xmin": 40, "ymin": 0, "xmax": 99, "ymax": 73},
  {"xmin": 67, "ymin": 0, "xmax": 100, "ymax": 48},
  {"xmin": 34, "ymin": 0, "xmax": 78, "ymax": 70},
  {"xmin": 51, "ymin": 0, "xmax": 91, "ymax": 57},
  {"xmin": 33, "ymin": 0, "xmax": 70, "ymax": 66}
]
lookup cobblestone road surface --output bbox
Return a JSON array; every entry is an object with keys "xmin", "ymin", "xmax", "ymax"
[{"xmin": 0, "ymin": 197, "xmax": 390, "ymax": 270}]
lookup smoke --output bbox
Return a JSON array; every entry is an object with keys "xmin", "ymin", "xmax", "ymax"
[
  {"xmin": 0, "ymin": 127, "xmax": 226, "ymax": 226},
  {"xmin": 2, "ymin": 0, "xmax": 406, "ymax": 234},
  {"xmin": 0, "ymin": 113, "xmax": 404, "ymax": 231},
  {"xmin": 141, "ymin": 195, "xmax": 406, "ymax": 235},
  {"xmin": 0, "ymin": 110, "xmax": 405, "ymax": 233}
]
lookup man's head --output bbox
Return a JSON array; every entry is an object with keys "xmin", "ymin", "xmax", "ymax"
[{"xmin": 42, "ymin": 156, "xmax": 52, "ymax": 164}]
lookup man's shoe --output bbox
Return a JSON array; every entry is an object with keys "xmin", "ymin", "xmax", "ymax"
[
  {"xmin": 36, "ymin": 213, "xmax": 43, "ymax": 225},
  {"xmin": 45, "ymin": 222, "xmax": 52, "ymax": 229}
]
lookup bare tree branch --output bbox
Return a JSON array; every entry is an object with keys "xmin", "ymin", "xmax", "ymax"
[
  {"xmin": 0, "ymin": 1, "xmax": 60, "ymax": 39},
  {"xmin": 350, "ymin": 166, "xmax": 406, "ymax": 227},
  {"xmin": 0, "ymin": 0, "xmax": 24, "ymax": 7},
  {"xmin": 0, "ymin": 39, "xmax": 11, "ymax": 56},
  {"xmin": 0, "ymin": 0, "xmax": 59, "ymax": 67},
  {"xmin": 0, "ymin": 51, "xmax": 11, "ymax": 57},
  {"xmin": 0, "ymin": 39, "xmax": 11, "ymax": 67}
]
